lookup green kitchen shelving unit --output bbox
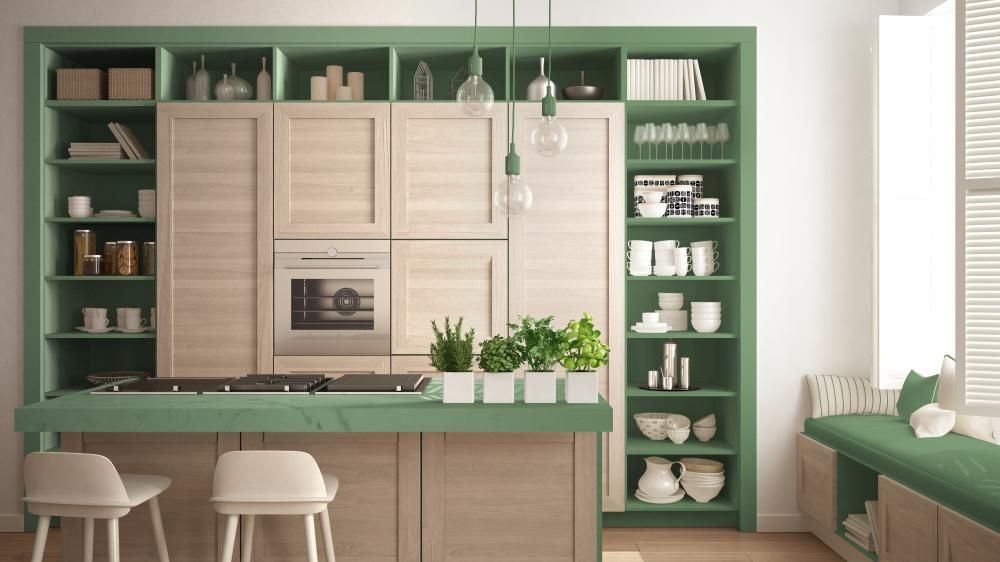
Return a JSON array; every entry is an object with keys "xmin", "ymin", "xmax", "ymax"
[{"xmin": 24, "ymin": 26, "xmax": 755, "ymax": 530}]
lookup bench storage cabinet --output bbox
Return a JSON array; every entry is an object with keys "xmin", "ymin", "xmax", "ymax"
[
  {"xmin": 878, "ymin": 476, "xmax": 938, "ymax": 562},
  {"xmin": 938, "ymin": 506, "xmax": 1000, "ymax": 562},
  {"xmin": 797, "ymin": 434, "xmax": 837, "ymax": 532}
]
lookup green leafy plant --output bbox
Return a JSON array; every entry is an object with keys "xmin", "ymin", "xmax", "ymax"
[
  {"xmin": 509, "ymin": 315, "xmax": 567, "ymax": 371},
  {"xmin": 560, "ymin": 312, "xmax": 610, "ymax": 372},
  {"xmin": 477, "ymin": 335, "xmax": 525, "ymax": 372},
  {"xmin": 429, "ymin": 316, "xmax": 475, "ymax": 372}
]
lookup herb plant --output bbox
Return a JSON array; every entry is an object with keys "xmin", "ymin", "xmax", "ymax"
[
  {"xmin": 560, "ymin": 312, "xmax": 610, "ymax": 372},
  {"xmin": 429, "ymin": 316, "xmax": 475, "ymax": 372},
  {"xmin": 477, "ymin": 335, "xmax": 525, "ymax": 372},
  {"xmin": 509, "ymin": 315, "xmax": 567, "ymax": 371}
]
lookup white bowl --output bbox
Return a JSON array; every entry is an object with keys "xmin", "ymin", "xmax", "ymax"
[
  {"xmin": 634, "ymin": 413, "xmax": 671, "ymax": 440},
  {"xmin": 693, "ymin": 426, "xmax": 717, "ymax": 442},
  {"xmin": 68, "ymin": 208, "xmax": 93, "ymax": 218},
  {"xmin": 664, "ymin": 413, "xmax": 691, "ymax": 429},
  {"xmin": 680, "ymin": 457, "xmax": 725, "ymax": 473},
  {"xmin": 691, "ymin": 317, "xmax": 721, "ymax": 333},
  {"xmin": 691, "ymin": 301, "xmax": 721, "ymax": 307},
  {"xmin": 682, "ymin": 482, "xmax": 724, "ymax": 503},
  {"xmin": 638, "ymin": 191, "xmax": 664, "ymax": 203},
  {"xmin": 653, "ymin": 266, "xmax": 677, "ymax": 276},
  {"xmin": 693, "ymin": 414, "xmax": 717, "ymax": 428},
  {"xmin": 138, "ymin": 208, "xmax": 156, "ymax": 219},
  {"xmin": 637, "ymin": 203, "xmax": 668, "ymax": 217},
  {"xmin": 666, "ymin": 428, "xmax": 690, "ymax": 444}
]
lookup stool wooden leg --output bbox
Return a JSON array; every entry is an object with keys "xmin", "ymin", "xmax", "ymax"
[
  {"xmin": 241, "ymin": 515, "xmax": 255, "ymax": 562},
  {"xmin": 83, "ymin": 517, "xmax": 95, "ymax": 562},
  {"xmin": 30, "ymin": 515, "xmax": 50, "ymax": 562},
  {"xmin": 107, "ymin": 519, "xmax": 120, "ymax": 562},
  {"xmin": 319, "ymin": 508, "xmax": 335, "ymax": 562},
  {"xmin": 303, "ymin": 514, "xmax": 318, "ymax": 562},
  {"xmin": 149, "ymin": 497, "xmax": 170, "ymax": 562},
  {"xmin": 220, "ymin": 515, "xmax": 239, "ymax": 562}
]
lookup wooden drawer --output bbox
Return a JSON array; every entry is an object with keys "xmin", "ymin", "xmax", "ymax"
[
  {"xmin": 797, "ymin": 434, "xmax": 837, "ymax": 531},
  {"xmin": 938, "ymin": 505, "xmax": 1000, "ymax": 562},
  {"xmin": 273, "ymin": 355, "xmax": 390, "ymax": 376},
  {"xmin": 878, "ymin": 475, "xmax": 938, "ymax": 562}
]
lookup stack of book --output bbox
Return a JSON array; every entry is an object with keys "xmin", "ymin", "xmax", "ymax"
[
  {"xmin": 842, "ymin": 501, "xmax": 880, "ymax": 552},
  {"xmin": 627, "ymin": 58, "xmax": 707, "ymax": 101},
  {"xmin": 107, "ymin": 122, "xmax": 151, "ymax": 160},
  {"xmin": 67, "ymin": 142, "xmax": 124, "ymax": 160}
]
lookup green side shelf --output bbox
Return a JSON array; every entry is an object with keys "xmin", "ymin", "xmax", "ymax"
[
  {"xmin": 625, "ymin": 437, "xmax": 737, "ymax": 456},
  {"xmin": 627, "ymin": 275, "xmax": 736, "ymax": 281},
  {"xmin": 626, "ymin": 217, "xmax": 735, "ymax": 226},
  {"xmin": 46, "ymin": 217, "xmax": 155, "ymax": 224},
  {"xmin": 45, "ymin": 100, "xmax": 156, "ymax": 119},
  {"xmin": 45, "ymin": 159, "xmax": 156, "ymax": 173},
  {"xmin": 45, "ymin": 276, "xmax": 155, "ymax": 281},
  {"xmin": 626, "ymin": 386, "xmax": 736, "ymax": 398},
  {"xmin": 45, "ymin": 332, "xmax": 156, "ymax": 339},
  {"xmin": 625, "ymin": 497, "xmax": 737, "ymax": 512},
  {"xmin": 626, "ymin": 159, "xmax": 736, "ymax": 170},
  {"xmin": 627, "ymin": 332, "xmax": 736, "ymax": 339}
]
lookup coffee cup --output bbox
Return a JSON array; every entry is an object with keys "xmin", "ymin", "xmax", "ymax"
[
  {"xmin": 693, "ymin": 261, "xmax": 721, "ymax": 276},
  {"xmin": 628, "ymin": 240, "xmax": 653, "ymax": 252},
  {"xmin": 654, "ymin": 240, "xmax": 680, "ymax": 251},
  {"xmin": 641, "ymin": 312, "xmax": 660, "ymax": 324},
  {"xmin": 691, "ymin": 240, "xmax": 718, "ymax": 251},
  {"xmin": 121, "ymin": 307, "xmax": 146, "ymax": 330},
  {"xmin": 82, "ymin": 307, "xmax": 109, "ymax": 329}
]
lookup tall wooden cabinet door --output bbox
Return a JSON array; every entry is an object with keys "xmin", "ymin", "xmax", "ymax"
[
  {"xmin": 274, "ymin": 103, "xmax": 389, "ymax": 238},
  {"xmin": 797, "ymin": 434, "xmax": 837, "ymax": 531},
  {"xmin": 391, "ymin": 240, "xmax": 507, "ymax": 354},
  {"xmin": 938, "ymin": 506, "xmax": 1000, "ymax": 562},
  {"xmin": 273, "ymin": 355, "xmax": 391, "ymax": 376},
  {"xmin": 511, "ymin": 103, "xmax": 625, "ymax": 511},
  {"xmin": 156, "ymin": 103, "xmax": 273, "ymax": 377},
  {"xmin": 390, "ymin": 103, "xmax": 507, "ymax": 238},
  {"xmin": 391, "ymin": 355, "xmax": 439, "ymax": 378},
  {"xmin": 878, "ymin": 476, "xmax": 938, "ymax": 562}
]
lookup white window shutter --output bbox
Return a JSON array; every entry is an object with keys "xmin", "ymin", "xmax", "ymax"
[{"xmin": 958, "ymin": 0, "xmax": 1000, "ymax": 414}]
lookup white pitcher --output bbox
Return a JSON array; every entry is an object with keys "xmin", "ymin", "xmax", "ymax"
[{"xmin": 637, "ymin": 456, "xmax": 686, "ymax": 497}]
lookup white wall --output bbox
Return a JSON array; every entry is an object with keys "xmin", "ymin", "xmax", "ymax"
[{"xmin": 0, "ymin": 0, "xmax": 901, "ymax": 531}]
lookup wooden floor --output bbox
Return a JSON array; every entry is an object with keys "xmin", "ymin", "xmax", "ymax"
[{"xmin": 0, "ymin": 528, "xmax": 842, "ymax": 561}]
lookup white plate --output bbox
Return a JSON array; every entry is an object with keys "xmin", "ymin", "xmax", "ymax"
[
  {"xmin": 96, "ymin": 210, "xmax": 135, "ymax": 217},
  {"xmin": 635, "ymin": 489, "xmax": 685, "ymax": 504},
  {"xmin": 76, "ymin": 326, "xmax": 113, "ymax": 334},
  {"xmin": 114, "ymin": 326, "xmax": 148, "ymax": 334},
  {"xmin": 632, "ymin": 325, "xmax": 670, "ymax": 334}
]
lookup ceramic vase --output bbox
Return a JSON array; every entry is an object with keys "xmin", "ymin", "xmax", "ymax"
[
  {"xmin": 228, "ymin": 62, "xmax": 253, "ymax": 100},
  {"xmin": 526, "ymin": 57, "xmax": 554, "ymax": 101},
  {"xmin": 524, "ymin": 371, "xmax": 557, "ymax": 403},
  {"xmin": 637, "ymin": 457, "xmax": 686, "ymax": 498},
  {"xmin": 483, "ymin": 372, "xmax": 514, "ymax": 403},
  {"xmin": 442, "ymin": 371, "xmax": 474, "ymax": 403},
  {"xmin": 185, "ymin": 61, "xmax": 197, "ymax": 100},
  {"xmin": 215, "ymin": 74, "xmax": 235, "ymax": 101},
  {"xmin": 256, "ymin": 57, "xmax": 272, "ymax": 101},
  {"xmin": 194, "ymin": 54, "xmax": 210, "ymax": 101},
  {"xmin": 565, "ymin": 371, "xmax": 599, "ymax": 403}
]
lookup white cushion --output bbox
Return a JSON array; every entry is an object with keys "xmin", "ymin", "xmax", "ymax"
[
  {"xmin": 938, "ymin": 355, "xmax": 1000, "ymax": 445},
  {"xmin": 909, "ymin": 403, "xmax": 956, "ymax": 438},
  {"xmin": 805, "ymin": 374, "xmax": 900, "ymax": 418}
]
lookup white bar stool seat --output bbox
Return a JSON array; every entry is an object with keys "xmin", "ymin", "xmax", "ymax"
[
  {"xmin": 211, "ymin": 450, "xmax": 338, "ymax": 562},
  {"xmin": 23, "ymin": 451, "xmax": 172, "ymax": 562}
]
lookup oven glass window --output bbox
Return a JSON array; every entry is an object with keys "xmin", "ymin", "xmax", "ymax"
[{"xmin": 291, "ymin": 279, "xmax": 375, "ymax": 331}]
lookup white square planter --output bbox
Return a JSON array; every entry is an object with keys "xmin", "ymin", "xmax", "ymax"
[
  {"xmin": 442, "ymin": 371, "xmax": 475, "ymax": 403},
  {"xmin": 524, "ymin": 371, "xmax": 557, "ymax": 403},
  {"xmin": 565, "ymin": 371, "xmax": 599, "ymax": 403},
  {"xmin": 483, "ymin": 371, "xmax": 515, "ymax": 403}
]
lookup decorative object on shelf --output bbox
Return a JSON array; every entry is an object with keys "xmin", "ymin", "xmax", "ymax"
[
  {"xmin": 68, "ymin": 142, "xmax": 124, "ymax": 160},
  {"xmin": 679, "ymin": 357, "xmax": 690, "ymax": 389},
  {"xmin": 510, "ymin": 315, "xmax": 566, "ymax": 403},
  {"xmin": 82, "ymin": 254, "xmax": 103, "ymax": 276},
  {"xmin": 449, "ymin": 67, "xmax": 468, "ymax": 101},
  {"xmin": 101, "ymin": 242, "xmax": 117, "ymax": 275},
  {"xmin": 694, "ymin": 197, "xmax": 720, "ymax": 217},
  {"xmin": 67, "ymin": 196, "xmax": 92, "ymax": 218},
  {"xmin": 214, "ymin": 74, "xmax": 235, "ymax": 101},
  {"xmin": 107, "ymin": 122, "xmax": 150, "ymax": 159},
  {"xmin": 626, "ymin": 57, "xmax": 706, "ymax": 100},
  {"xmin": 647, "ymin": 370, "xmax": 660, "ymax": 388},
  {"xmin": 691, "ymin": 301, "xmax": 722, "ymax": 333},
  {"xmin": 478, "ymin": 334, "xmax": 525, "ymax": 403},
  {"xmin": 115, "ymin": 240, "xmax": 138, "ymax": 276},
  {"xmin": 665, "ymin": 185, "xmax": 693, "ymax": 217},
  {"xmin": 636, "ymin": 457, "xmax": 687, "ymax": 504},
  {"xmin": 563, "ymin": 70, "xmax": 604, "ymax": 100},
  {"xmin": 677, "ymin": 174, "xmax": 704, "ymax": 199},
  {"xmin": 430, "ymin": 317, "xmax": 476, "ymax": 403},
  {"xmin": 257, "ymin": 57, "xmax": 272, "ymax": 101},
  {"xmin": 347, "ymin": 71, "xmax": 364, "ymax": 100},
  {"xmin": 73, "ymin": 229, "xmax": 96, "ymax": 276},
  {"xmin": 494, "ymin": 0, "xmax": 533, "ymax": 217},
  {"xmin": 663, "ymin": 342, "xmax": 679, "ymax": 387},
  {"xmin": 227, "ymin": 63, "xmax": 253, "ymax": 100},
  {"xmin": 138, "ymin": 189, "xmax": 155, "ymax": 218},
  {"xmin": 693, "ymin": 414, "xmax": 717, "ymax": 441},
  {"xmin": 86, "ymin": 371, "xmax": 150, "ymax": 386},
  {"xmin": 413, "ymin": 60, "xmax": 433, "ymax": 100},
  {"xmin": 56, "ymin": 68, "xmax": 106, "ymax": 100},
  {"xmin": 456, "ymin": 0, "xmax": 494, "ymax": 115},
  {"xmin": 141, "ymin": 241, "xmax": 156, "ymax": 276},
  {"xmin": 335, "ymin": 85, "xmax": 352, "ymax": 100},
  {"xmin": 526, "ymin": 57, "xmax": 551, "ymax": 101},
  {"xmin": 325, "ymin": 64, "xmax": 343, "ymax": 100},
  {"xmin": 309, "ymin": 75, "xmax": 327, "ymax": 100},
  {"xmin": 679, "ymin": 458, "xmax": 724, "ymax": 503},
  {"xmin": 186, "ymin": 61, "xmax": 197, "ymax": 100},
  {"xmin": 193, "ymin": 55, "xmax": 210, "ymax": 101},
  {"xmin": 634, "ymin": 412, "xmax": 670, "ymax": 440},
  {"xmin": 561, "ymin": 312, "xmax": 609, "ymax": 403},
  {"xmin": 108, "ymin": 68, "xmax": 153, "ymax": 100}
]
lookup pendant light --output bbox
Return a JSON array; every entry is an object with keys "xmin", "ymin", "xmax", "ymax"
[
  {"xmin": 457, "ymin": 0, "xmax": 495, "ymax": 117},
  {"xmin": 494, "ymin": 0, "xmax": 533, "ymax": 217},
  {"xmin": 529, "ymin": 0, "xmax": 568, "ymax": 157}
]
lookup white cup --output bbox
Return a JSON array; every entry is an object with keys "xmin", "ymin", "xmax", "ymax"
[
  {"xmin": 629, "ymin": 265, "xmax": 652, "ymax": 276},
  {"xmin": 150, "ymin": 307, "xmax": 156, "ymax": 329},
  {"xmin": 81, "ymin": 307, "xmax": 109, "ymax": 329},
  {"xmin": 628, "ymin": 250, "xmax": 653, "ymax": 261},
  {"xmin": 691, "ymin": 247, "xmax": 720, "ymax": 261},
  {"xmin": 641, "ymin": 312, "xmax": 660, "ymax": 324},
  {"xmin": 673, "ymin": 248, "xmax": 690, "ymax": 276},
  {"xmin": 653, "ymin": 265, "xmax": 677, "ymax": 276},
  {"xmin": 654, "ymin": 240, "xmax": 680, "ymax": 251},
  {"xmin": 116, "ymin": 307, "xmax": 127, "ymax": 328},
  {"xmin": 122, "ymin": 308, "xmax": 146, "ymax": 330},
  {"xmin": 628, "ymin": 240, "xmax": 653, "ymax": 252},
  {"xmin": 691, "ymin": 240, "xmax": 718, "ymax": 251},
  {"xmin": 693, "ymin": 261, "xmax": 720, "ymax": 276}
]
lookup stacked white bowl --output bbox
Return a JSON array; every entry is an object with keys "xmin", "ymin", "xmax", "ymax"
[
  {"xmin": 68, "ymin": 196, "xmax": 92, "ymax": 218},
  {"xmin": 680, "ymin": 458, "xmax": 725, "ymax": 503},
  {"xmin": 664, "ymin": 413, "xmax": 690, "ymax": 444},
  {"xmin": 653, "ymin": 240, "xmax": 678, "ymax": 276},
  {"xmin": 627, "ymin": 240, "xmax": 653, "ymax": 276},
  {"xmin": 693, "ymin": 414, "xmax": 717, "ymax": 441},
  {"xmin": 138, "ymin": 189, "xmax": 155, "ymax": 218},
  {"xmin": 690, "ymin": 302, "xmax": 722, "ymax": 333}
]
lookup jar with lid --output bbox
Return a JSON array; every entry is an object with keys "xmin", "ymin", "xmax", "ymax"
[
  {"xmin": 73, "ymin": 230, "xmax": 96, "ymax": 275},
  {"xmin": 116, "ymin": 241, "xmax": 138, "ymax": 276},
  {"xmin": 102, "ymin": 242, "xmax": 118, "ymax": 275},
  {"xmin": 141, "ymin": 241, "xmax": 156, "ymax": 276},
  {"xmin": 82, "ymin": 254, "xmax": 103, "ymax": 276}
]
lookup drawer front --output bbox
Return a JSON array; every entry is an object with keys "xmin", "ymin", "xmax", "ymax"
[
  {"xmin": 939, "ymin": 506, "xmax": 1000, "ymax": 562},
  {"xmin": 797, "ymin": 434, "xmax": 837, "ymax": 531},
  {"xmin": 879, "ymin": 476, "xmax": 938, "ymax": 562},
  {"xmin": 273, "ymin": 355, "xmax": 390, "ymax": 376}
]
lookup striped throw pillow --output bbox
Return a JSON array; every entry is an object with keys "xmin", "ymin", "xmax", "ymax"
[{"xmin": 806, "ymin": 375, "xmax": 900, "ymax": 418}]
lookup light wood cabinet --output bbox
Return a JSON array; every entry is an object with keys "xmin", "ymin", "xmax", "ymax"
[
  {"xmin": 273, "ymin": 355, "xmax": 390, "ymax": 376},
  {"xmin": 511, "ymin": 103, "xmax": 625, "ymax": 511},
  {"xmin": 391, "ymin": 240, "xmax": 507, "ymax": 355},
  {"xmin": 797, "ymin": 434, "xmax": 838, "ymax": 531},
  {"xmin": 878, "ymin": 475, "xmax": 938, "ymax": 562},
  {"xmin": 156, "ymin": 103, "xmax": 273, "ymax": 377},
  {"xmin": 390, "ymin": 103, "xmax": 507, "ymax": 239},
  {"xmin": 421, "ymin": 432, "xmax": 597, "ymax": 562},
  {"xmin": 274, "ymin": 103, "xmax": 389, "ymax": 238},
  {"xmin": 938, "ymin": 506, "xmax": 1000, "ymax": 562},
  {"xmin": 390, "ymin": 355, "xmax": 439, "ymax": 378}
]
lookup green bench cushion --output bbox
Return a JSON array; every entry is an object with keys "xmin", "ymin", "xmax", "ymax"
[{"xmin": 804, "ymin": 415, "xmax": 1000, "ymax": 532}]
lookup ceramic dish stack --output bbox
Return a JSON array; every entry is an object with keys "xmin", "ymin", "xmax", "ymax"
[
  {"xmin": 632, "ymin": 311, "xmax": 669, "ymax": 333},
  {"xmin": 138, "ymin": 189, "xmax": 155, "ymax": 218},
  {"xmin": 653, "ymin": 240, "xmax": 678, "ymax": 276},
  {"xmin": 691, "ymin": 301, "xmax": 722, "ymax": 333},
  {"xmin": 693, "ymin": 414, "xmax": 717, "ymax": 441},
  {"xmin": 635, "ymin": 456, "xmax": 686, "ymax": 504},
  {"xmin": 680, "ymin": 457, "xmax": 725, "ymax": 503},
  {"xmin": 68, "ymin": 196, "xmax": 92, "ymax": 218},
  {"xmin": 656, "ymin": 292, "xmax": 687, "ymax": 332}
]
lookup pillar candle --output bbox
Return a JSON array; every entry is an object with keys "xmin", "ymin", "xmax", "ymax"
[
  {"xmin": 325, "ymin": 65, "xmax": 343, "ymax": 100},
  {"xmin": 310, "ymin": 76, "xmax": 328, "ymax": 101},
  {"xmin": 347, "ymin": 71, "xmax": 364, "ymax": 100},
  {"xmin": 336, "ymin": 86, "xmax": 353, "ymax": 101}
]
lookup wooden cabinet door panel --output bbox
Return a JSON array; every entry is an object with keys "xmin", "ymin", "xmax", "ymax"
[
  {"xmin": 878, "ymin": 475, "xmax": 938, "ymax": 562},
  {"xmin": 390, "ymin": 103, "xmax": 506, "ymax": 238},
  {"xmin": 275, "ymin": 103, "xmax": 389, "ymax": 238},
  {"xmin": 391, "ymin": 240, "xmax": 507, "ymax": 354},
  {"xmin": 273, "ymin": 355, "xmax": 391, "ymax": 376},
  {"xmin": 157, "ymin": 103, "xmax": 273, "ymax": 377},
  {"xmin": 797, "ymin": 434, "xmax": 838, "ymax": 531},
  {"xmin": 390, "ymin": 355, "xmax": 439, "ymax": 378},
  {"xmin": 938, "ymin": 506, "xmax": 1000, "ymax": 562}
]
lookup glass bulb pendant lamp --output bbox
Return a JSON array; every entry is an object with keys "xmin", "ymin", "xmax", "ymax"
[
  {"xmin": 529, "ymin": 0, "xmax": 568, "ymax": 156},
  {"xmin": 494, "ymin": 144, "xmax": 533, "ymax": 217},
  {"xmin": 457, "ymin": 0, "xmax": 495, "ymax": 116}
]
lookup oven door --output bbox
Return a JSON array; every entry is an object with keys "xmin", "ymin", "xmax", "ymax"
[{"xmin": 275, "ymin": 265, "xmax": 389, "ymax": 355}]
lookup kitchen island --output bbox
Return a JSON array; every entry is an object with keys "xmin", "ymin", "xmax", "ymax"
[{"xmin": 16, "ymin": 380, "xmax": 611, "ymax": 562}]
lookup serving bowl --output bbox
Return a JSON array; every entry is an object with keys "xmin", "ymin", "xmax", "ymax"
[
  {"xmin": 666, "ymin": 428, "xmax": 690, "ymax": 444},
  {"xmin": 694, "ymin": 414, "xmax": 716, "ymax": 428},
  {"xmin": 633, "ymin": 412, "xmax": 670, "ymax": 440},
  {"xmin": 693, "ymin": 426, "xmax": 717, "ymax": 442}
]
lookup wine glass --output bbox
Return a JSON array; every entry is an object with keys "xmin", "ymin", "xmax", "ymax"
[
  {"xmin": 634, "ymin": 125, "xmax": 646, "ymax": 159},
  {"xmin": 716, "ymin": 123, "xmax": 731, "ymax": 159},
  {"xmin": 661, "ymin": 123, "xmax": 677, "ymax": 159},
  {"xmin": 644, "ymin": 123, "xmax": 657, "ymax": 159},
  {"xmin": 705, "ymin": 125, "xmax": 719, "ymax": 159},
  {"xmin": 650, "ymin": 123, "xmax": 665, "ymax": 159},
  {"xmin": 677, "ymin": 123, "xmax": 692, "ymax": 160},
  {"xmin": 694, "ymin": 123, "xmax": 709, "ymax": 159}
]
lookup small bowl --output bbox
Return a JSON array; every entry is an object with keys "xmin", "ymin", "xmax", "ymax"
[
  {"xmin": 692, "ymin": 317, "xmax": 721, "ymax": 333},
  {"xmin": 694, "ymin": 414, "xmax": 716, "ymax": 428},
  {"xmin": 563, "ymin": 84, "xmax": 604, "ymax": 100},
  {"xmin": 665, "ymin": 413, "xmax": 691, "ymax": 429},
  {"xmin": 638, "ymin": 191, "xmax": 665, "ymax": 203},
  {"xmin": 682, "ymin": 481, "xmax": 724, "ymax": 503},
  {"xmin": 693, "ymin": 426, "xmax": 717, "ymax": 442},
  {"xmin": 680, "ymin": 457, "xmax": 725, "ymax": 473},
  {"xmin": 634, "ymin": 412, "xmax": 670, "ymax": 440},
  {"xmin": 666, "ymin": 428, "xmax": 690, "ymax": 444},
  {"xmin": 637, "ymin": 203, "xmax": 668, "ymax": 218}
]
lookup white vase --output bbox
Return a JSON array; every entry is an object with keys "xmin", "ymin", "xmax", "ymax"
[
  {"xmin": 256, "ymin": 57, "xmax": 272, "ymax": 101},
  {"xmin": 442, "ymin": 371, "xmax": 475, "ymax": 403},
  {"xmin": 637, "ymin": 456, "xmax": 686, "ymax": 498},
  {"xmin": 524, "ymin": 371, "xmax": 556, "ymax": 403},
  {"xmin": 565, "ymin": 371, "xmax": 599, "ymax": 403},
  {"xmin": 483, "ymin": 371, "xmax": 514, "ymax": 403}
]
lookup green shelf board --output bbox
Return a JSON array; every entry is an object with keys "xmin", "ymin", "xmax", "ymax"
[
  {"xmin": 625, "ymin": 497, "xmax": 736, "ymax": 512},
  {"xmin": 626, "ymin": 386, "xmax": 736, "ymax": 398},
  {"xmin": 625, "ymin": 437, "xmax": 737, "ymax": 455},
  {"xmin": 626, "ymin": 100, "xmax": 737, "ymax": 108},
  {"xmin": 626, "ymin": 217, "xmax": 735, "ymax": 226},
  {"xmin": 626, "ymin": 159, "xmax": 736, "ymax": 170},
  {"xmin": 45, "ymin": 386, "xmax": 89, "ymax": 399},
  {"xmin": 627, "ymin": 275, "xmax": 735, "ymax": 282},
  {"xmin": 45, "ymin": 100, "xmax": 156, "ymax": 120},
  {"xmin": 626, "ymin": 100, "xmax": 737, "ymax": 121},
  {"xmin": 627, "ymin": 331, "xmax": 736, "ymax": 339},
  {"xmin": 45, "ymin": 332, "xmax": 155, "ymax": 339},
  {"xmin": 46, "ymin": 217, "xmax": 154, "ymax": 224},
  {"xmin": 45, "ymin": 159, "xmax": 156, "ymax": 173},
  {"xmin": 45, "ymin": 275, "xmax": 155, "ymax": 281}
]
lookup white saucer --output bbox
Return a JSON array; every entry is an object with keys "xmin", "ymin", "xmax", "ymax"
[
  {"xmin": 635, "ymin": 488, "xmax": 685, "ymax": 504},
  {"xmin": 115, "ymin": 327, "xmax": 148, "ymax": 334},
  {"xmin": 632, "ymin": 324, "xmax": 671, "ymax": 334},
  {"xmin": 76, "ymin": 326, "xmax": 113, "ymax": 334},
  {"xmin": 96, "ymin": 210, "xmax": 135, "ymax": 217}
]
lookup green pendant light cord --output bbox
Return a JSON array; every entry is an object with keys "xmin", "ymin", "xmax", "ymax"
[
  {"xmin": 468, "ymin": 0, "xmax": 483, "ymax": 77},
  {"xmin": 541, "ymin": 0, "xmax": 557, "ymax": 117},
  {"xmin": 506, "ymin": 0, "xmax": 520, "ymax": 176}
]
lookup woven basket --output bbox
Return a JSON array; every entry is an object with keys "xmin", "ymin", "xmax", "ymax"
[
  {"xmin": 109, "ymin": 68, "xmax": 153, "ymax": 100},
  {"xmin": 56, "ymin": 68, "xmax": 106, "ymax": 100}
]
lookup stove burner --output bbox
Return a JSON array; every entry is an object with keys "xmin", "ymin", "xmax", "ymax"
[
  {"xmin": 208, "ymin": 374, "xmax": 329, "ymax": 393},
  {"xmin": 332, "ymin": 287, "xmax": 361, "ymax": 316}
]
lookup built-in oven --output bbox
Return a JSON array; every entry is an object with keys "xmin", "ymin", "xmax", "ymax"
[{"xmin": 274, "ymin": 240, "xmax": 390, "ymax": 356}]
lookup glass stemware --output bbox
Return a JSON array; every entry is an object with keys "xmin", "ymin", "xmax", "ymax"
[
  {"xmin": 694, "ymin": 123, "xmax": 709, "ymax": 159},
  {"xmin": 633, "ymin": 125, "xmax": 646, "ymax": 159},
  {"xmin": 655, "ymin": 124, "xmax": 668, "ymax": 159},
  {"xmin": 677, "ymin": 123, "xmax": 692, "ymax": 160},
  {"xmin": 662, "ymin": 123, "xmax": 678, "ymax": 159},
  {"xmin": 644, "ymin": 123, "xmax": 657, "ymax": 160},
  {"xmin": 706, "ymin": 125, "xmax": 719, "ymax": 159},
  {"xmin": 716, "ymin": 123, "xmax": 731, "ymax": 159}
]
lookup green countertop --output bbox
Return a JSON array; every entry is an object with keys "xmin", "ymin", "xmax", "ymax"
[{"xmin": 15, "ymin": 380, "xmax": 612, "ymax": 433}]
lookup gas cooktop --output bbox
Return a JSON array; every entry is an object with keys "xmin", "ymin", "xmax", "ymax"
[
  {"xmin": 204, "ymin": 374, "xmax": 329, "ymax": 394},
  {"xmin": 92, "ymin": 378, "xmax": 231, "ymax": 395}
]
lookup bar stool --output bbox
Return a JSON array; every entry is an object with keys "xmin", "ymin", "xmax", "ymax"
[
  {"xmin": 211, "ymin": 450, "xmax": 338, "ymax": 562},
  {"xmin": 23, "ymin": 451, "xmax": 172, "ymax": 562}
]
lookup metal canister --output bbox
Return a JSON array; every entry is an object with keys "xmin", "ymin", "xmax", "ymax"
[
  {"xmin": 116, "ymin": 240, "xmax": 138, "ymax": 276},
  {"xmin": 680, "ymin": 357, "xmax": 690, "ymax": 390},
  {"xmin": 73, "ymin": 229, "xmax": 96, "ymax": 275},
  {"xmin": 102, "ymin": 242, "xmax": 117, "ymax": 275},
  {"xmin": 141, "ymin": 241, "xmax": 156, "ymax": 276},
  {"xmin": 82, "ymin": 254, "xmax": 103, "ymax": 276},
  {"xmin": 647, "ymin": 370, "xmax": 659, "ymax": 388},
  {"xmin": 662, "ymin": 342, "xmax": 679, "ymax": 387}
]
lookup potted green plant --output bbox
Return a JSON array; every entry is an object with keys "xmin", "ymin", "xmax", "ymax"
[
  {"xmin": 477, "ymin": 335, "xmax": 525, "ymax": 403},
  {"xmin": 560, "ymin": 312, "xmax": 610, "ymax": 403},
  {"xmin": 430, "ymin": 317, "xmax": 476, "ymax": 403},
  {"xmin": 510, "ymin": 315, "xmax": 566, "ymax": 403}
]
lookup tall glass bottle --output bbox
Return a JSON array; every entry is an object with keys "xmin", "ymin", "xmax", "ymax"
[
  {"xmin": 194, "ymin": 54, "xmax": 210, "ymax": 101},
  {"xmin": 256, "ymin": 57, "xmax": 272, "ymax": 101}
]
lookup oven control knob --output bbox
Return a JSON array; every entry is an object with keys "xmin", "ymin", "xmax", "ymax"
[{"xmin": 327, "ymin": 248, "xmax": 339, "ymax": 257}]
